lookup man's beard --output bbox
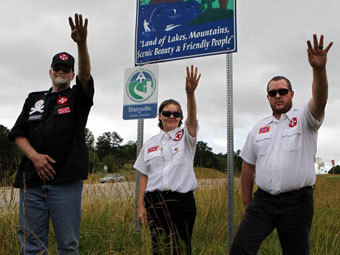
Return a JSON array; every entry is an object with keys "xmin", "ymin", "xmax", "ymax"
[
  {"xmin": 53, "ymin": 76, "xmax": 69, "ymax": 89},
  {"xmin": 271, "ymin": 100, "xmax": 292, "ymax": 115}
]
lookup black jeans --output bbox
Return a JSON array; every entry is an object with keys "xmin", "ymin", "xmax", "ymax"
[
  {"xmin": 230, "ymin": 186, "xmax": 314, "ymax": 255},
  {"xmin": 145, "ymin": 191, "xmax": 196, "ymax": 255}
]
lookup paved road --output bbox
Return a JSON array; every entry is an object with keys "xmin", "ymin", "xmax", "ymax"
[{"xmin": 0, "ymin": 179, "xmax": 230, "ymax": 214}]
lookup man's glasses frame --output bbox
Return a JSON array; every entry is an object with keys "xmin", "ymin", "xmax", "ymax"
[
  {"xmin": 52, "ymin": 65, "xmax": 72, "ymax": 73},
  {"xmin": 161, "ymin": 111, "xmax": 181, "ymax": 118},
  {"xmin": 267, "ymin": 88, "xmax": 290, "ymax": 97}
]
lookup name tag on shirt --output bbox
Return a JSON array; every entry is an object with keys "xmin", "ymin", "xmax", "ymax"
[{"xmin": 28, "ymin": 114, "xmax": 43, "ymax": 121}]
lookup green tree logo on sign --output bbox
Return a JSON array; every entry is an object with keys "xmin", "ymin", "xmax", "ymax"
[{"xmin": 126, "ymin": 69, "xmax": 156, "ymax": 103}]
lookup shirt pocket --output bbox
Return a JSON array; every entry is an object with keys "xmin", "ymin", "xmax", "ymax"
[
  {"xmin": 254, "ymin": 133, "xmax": 271, "ymax": 156},
  {"xmin": 171, "ymin": 142, "xmax": 185, "ymax": 165},
  {"xmin": 54, "ymin": 106, "xmax": 75, "ymax": 133},
  {"xmin": 27, "ymin": 114, "xmax": 43, "ymax": 133},
  {"xmin": 27, "ymin": 115, "xmax": 44, "ymax": 150},
  {"xmin": 282, "ymin": 128, "xmax": 302, "ymax": 151},
  {"xmin": 144, "ymin": 150, "xmax": 163, "ymax": 173}
]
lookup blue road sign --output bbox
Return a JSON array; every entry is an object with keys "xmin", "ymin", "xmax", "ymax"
[
  {"xmin": 123, "ymin": 65, "xmax": 159, "ymax": 120},
  {"xmin": 123, "ymin": 103, "xmax": 158, "ymax": 120},
  {"xmin": 135, "ymin": 0, "xmax": 237, "ymax": 65}
]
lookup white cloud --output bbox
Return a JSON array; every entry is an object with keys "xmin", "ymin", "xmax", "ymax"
[{"xmin": 1, "ymin": 0, "xmax": 339, "ymax": 164}]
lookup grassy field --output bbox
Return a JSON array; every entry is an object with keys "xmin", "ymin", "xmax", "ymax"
[
  {"xmin": 84, "ymin": 166, "xmax": 228, "ymax": 184},
  {"xmin": 0, "ymin": 170, "xmax": 339, "ymax": 254}
]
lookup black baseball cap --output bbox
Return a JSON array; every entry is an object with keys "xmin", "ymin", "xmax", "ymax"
[{"xmin": 51, "ymin": 52, "xmax": 75, "ymax": 71}]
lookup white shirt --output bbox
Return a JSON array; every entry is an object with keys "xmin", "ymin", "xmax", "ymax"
[
  {"xmin": 133, "ymin": 124, "xmax": 198, "ymax": 193},
  {"xmin": 241, "ymin": 105, "xmax": 322, "ymax": 195}
]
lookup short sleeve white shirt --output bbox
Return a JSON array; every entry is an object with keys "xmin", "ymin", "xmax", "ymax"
[
  {"xmin": 240, "ymin": 105, "xmax": 322, "ymax": 195},
  {"xmin": 133, "ymin": 124, "xmax": 198, "ymax": 193}
]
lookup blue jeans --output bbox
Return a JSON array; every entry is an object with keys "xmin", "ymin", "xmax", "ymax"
[
  {"xmin": 230, "ymin": 186, "xmax": 314, "ymax": 255},
  {"xmin": 18, "ymin": 179, "xmax": 83, "ymax": 255}
]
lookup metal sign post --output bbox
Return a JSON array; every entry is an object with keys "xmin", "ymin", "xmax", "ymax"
[
  {"xmin": 134, "ymin": 119, "xmax": 144, "ymax": 232},
  {"xmin": 134, "ymin": 0, "xmax": 238, "ymax": 246},
  {"xmin": 122, "ymin": 65, "xmax": 158, "ymax": 232},
  {"xmin": 226, "ymin": 53, "xmax": 234, "ymax": 253}
]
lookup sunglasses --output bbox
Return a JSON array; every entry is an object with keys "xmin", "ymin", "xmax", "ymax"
[
  {"xmin": 161, "ymin": 111, "xmax": 181, "ymax": 118},
  {"xmin": 267, "ymin": 88, "xmax": 290, "ymax": 97},
  {"xmin": 52, "ymin": 65, "xmax": 72, "ymax": 73}
]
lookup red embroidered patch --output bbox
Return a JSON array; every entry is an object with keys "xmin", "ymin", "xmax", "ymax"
[
  {"xmin": 57, "ymin": 97, "xmax": 68, "ymax": 104},
  {"xmin": 289, "ymin": 117, "xmax": 297, "ymax": 128},
  {"xmin": 58, "ymin": 107, "xmax": 70, "ymax": 115},
  {"xmin": 59, "ymin": 53, "xmax": 69, "ymax": 61},
  {"xmin": 259, "ymin": 126, "xmax": 270, "ymax": 134},
  {"xmin": 147, "ymin": 146, "xmax": 159, "ymax": 153},
  {"xmin": 174, "ymin": 130, "xmax": 184, "ymax": 141}
]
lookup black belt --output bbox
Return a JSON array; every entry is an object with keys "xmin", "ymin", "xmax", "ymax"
[
  {"xmin": 257, "ymin": 186, "xmax": 314, "ymax": 198},
  {"xmin": 146, "ymin": 190, "xmax": 194, "ymax": 198}
]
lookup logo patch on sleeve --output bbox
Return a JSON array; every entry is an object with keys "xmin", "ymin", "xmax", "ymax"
[
  {"xmin": 58, "ymin": 107, "xmax": 70, "ymax": 115},
  {"xmin": 147, "ymin": 145, "xmax": 159, "ymax": 153},
  {"xmin": 259, "ymin": 126, "xmax": 270, "ymax": 134}
]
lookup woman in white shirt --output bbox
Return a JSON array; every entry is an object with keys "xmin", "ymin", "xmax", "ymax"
[{"xmin": 134, "ymin": 65, "xmax": 201, "ymax": 255}]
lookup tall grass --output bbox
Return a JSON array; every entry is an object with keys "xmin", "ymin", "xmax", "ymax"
[{"xmin": 0, "ymin": 171, "xmax": 339, "ymax": 254}]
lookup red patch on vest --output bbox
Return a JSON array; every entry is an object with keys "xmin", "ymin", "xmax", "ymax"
[
  {"xmin": 58, "ymin": 107, "xmax": 70, "ymax": 115},
  {"xmin": 57, "ymin": 97, "xmax": 68, "ymax": 104}
]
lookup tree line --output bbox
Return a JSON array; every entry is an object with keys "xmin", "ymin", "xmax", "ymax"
[
  {"xmin": 2, "ymin": 123, "xmax": 340, "ymax": 183},
  {"xmin": 0, "ymin": 124, "xmax": 246, "ymax": 181},
  {"xmin": 85, "ymin": 128, "xmax": 243, "ymax": 174}
]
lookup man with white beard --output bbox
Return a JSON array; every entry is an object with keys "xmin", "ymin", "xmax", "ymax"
[{"xmin": 8, "ymin": 13, "xmax": 93, "ymax": 255}]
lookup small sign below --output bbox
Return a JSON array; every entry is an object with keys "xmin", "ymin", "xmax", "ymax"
[{"xmin": 123, "ymin": 65, "xmax": 159, "ymax": 120}]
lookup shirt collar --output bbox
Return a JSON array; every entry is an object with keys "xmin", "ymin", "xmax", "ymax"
[
  {"xmin": 285, "ymin": 107, "xmax": 295, "ymax": 120},
  {"xmin": 46, "ymin": 87, "xmax": 71, "ymax": 95},
  {"xmin": 264, "ymin": 116, "xmax": 276, "ymax": 125},
  {"xmin": 159, "ymin": 127, "xmax": 182, "ymax": 140},
  {"xmin": 265, "ymin": 107, "xmax": 295, "ymax": 125}
]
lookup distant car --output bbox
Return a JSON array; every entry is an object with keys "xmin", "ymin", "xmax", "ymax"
[{"xmin": 100, "ymin": 174, "xmax": 124, "ymax": 183}]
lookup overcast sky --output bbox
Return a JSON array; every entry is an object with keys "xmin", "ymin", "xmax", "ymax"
[{"xmin": 1, "ymin": 0, "xmax": 339, "ymax": 164}]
